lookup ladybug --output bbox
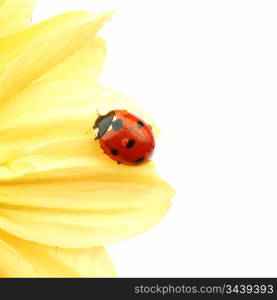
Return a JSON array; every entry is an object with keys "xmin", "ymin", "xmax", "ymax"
[{"xmin": 93, "ymin": 110, "xmax": 155, "ymax": 165}]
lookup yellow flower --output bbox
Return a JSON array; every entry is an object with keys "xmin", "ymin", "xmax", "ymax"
[{"xmin": 0, "ymin": 0, "xmax": 175, "ymax": 277}]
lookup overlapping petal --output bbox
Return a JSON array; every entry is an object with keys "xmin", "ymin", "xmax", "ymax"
[
  {"xmin": 0, "ymin": 230, "xmax": 115, "ymax": 277},
  {"xmin": 0, "ymin": 10, "xmax": 112, "ymax": 102},
  {"xmin": 34, "ymin": 36, "xmax": 107, "ymax": 84},
  {"xmin": 0, "ymin": 80, "xmax": 174, "ymax": 248},
  {"xmin": 0, "ymin": 0, "xmax": 36, "ymax": 38}
]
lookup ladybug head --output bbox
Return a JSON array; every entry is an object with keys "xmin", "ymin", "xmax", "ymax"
[
  {"xmin": 93, "ymin": 110, "xmax": 115, "ymax": 139},
  {"xmin": 93, "ymin": 110, "xmax": 115, "ymax": 140}
]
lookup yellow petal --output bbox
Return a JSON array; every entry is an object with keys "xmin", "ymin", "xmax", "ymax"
[
  {"xmin": 34, "ymin": 36, "xmax": 106, "ymax": 84},
  {"xmin": 0, "ymin": 11, "xmax": 112, "ymax": 102},
  {"xmin": 0, "ymin": 236, "xmax": 37, "ymax": 277},
  {"xmin": 0, "ymin": 80, "xmax": 174, "ymax": 248},
  {"xmin": 0, "ymin": 0, "xmax": 36, "ymax": 38},
  {"xmin": 0, "ymin": 230, "xmax": 115, "ymax": 277}
]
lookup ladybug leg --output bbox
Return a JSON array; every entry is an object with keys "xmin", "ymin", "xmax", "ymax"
[{"xmin": 86, "ymin": 110, "xmax": 101, "ymax": 135}]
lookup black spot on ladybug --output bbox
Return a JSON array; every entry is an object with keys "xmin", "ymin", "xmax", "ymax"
[
  {"xmin": 126, "ymin": 139, "xmax": 135, "ymax": 148},
  {"xmin": 94, "ymin": 111, "xmax": 115, "ymax": 139},
  {"xmin": 111, "ymin": 149, "xmax": 118, "ymax": 156},
  {"xmin": 135, "ymin": 157, "xmax": 144, "ymax": 164},
  {"xmin": 112, "ymin": 119, "xmax": 123, "ymax": 131},
  {"xmin": 137, "ymin": 120, "xmax": 144, "ymax": 128}
]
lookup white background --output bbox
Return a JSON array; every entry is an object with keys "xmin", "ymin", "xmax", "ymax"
[{"xmin": 33, "ymin": 0, "xmax": 277, "ymax": 277}]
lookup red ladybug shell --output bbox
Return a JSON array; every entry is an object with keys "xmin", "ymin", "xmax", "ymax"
[{"xmin": 93, "ymin": 110, "xmax": 155, "ymax": 165}]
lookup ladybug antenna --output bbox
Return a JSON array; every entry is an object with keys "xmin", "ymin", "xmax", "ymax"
[{"xmin": 86, "ymin": 126, "xmax": 94, "ymax": 135}]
